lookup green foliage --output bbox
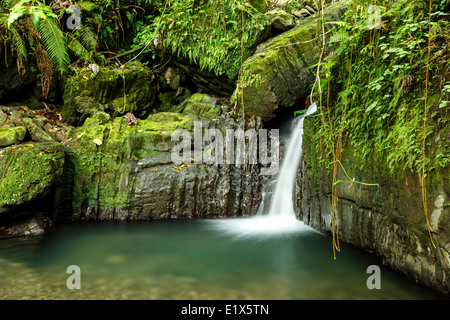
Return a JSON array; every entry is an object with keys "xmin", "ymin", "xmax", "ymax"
[
  {"xmin": 0, "ymin": 0, "xmax": 98, "ymax": 73},
  {"xmin": 308, "ymin": 0, "xmax": 450, "ymax": 182},
  {"xmin": 39, "ymin": 17, "xmax": 70, "ymax": 71},
  {"xmin": 139, "ymin": 0, "xmax": 270, "ymax": 79}
]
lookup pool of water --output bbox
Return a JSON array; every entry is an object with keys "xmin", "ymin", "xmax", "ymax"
[{"xmin": 0, "ymin": 217, "xmax": 446, "ymax": 300}]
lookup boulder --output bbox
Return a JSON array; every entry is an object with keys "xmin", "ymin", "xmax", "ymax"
[
  {"xmin": 231, "ymin": 0, "xmax": 348, "ymax": 121},
  {"xmin": 54, "ymin": 112, "xmax": 266, "ymax": 220},
  {"xmin": 0, "ymin": 126, "xmax": 26, "ymax": 147},
  {"xmin": 0, "ymin": 142, "xmax": 65, "ymax": 211},
  {"xmin": 23, "ymin": 118, "xmax": 56, "ymax": 143},
  {"xmin": 266, "ymin": 8, "xmax": 297, "ymax": 31},
  {"xmin": 174, "ymin": 93, "xmax": 229, "ymax": 118},
  {"xmin": 62, "ymin": 62, "xmax": 157, "ymax": 126}
]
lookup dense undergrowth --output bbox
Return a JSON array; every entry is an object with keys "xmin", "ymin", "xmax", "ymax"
[{"xmin": 307, "ymin": 0, "xmax": 449, "ymax": 182}]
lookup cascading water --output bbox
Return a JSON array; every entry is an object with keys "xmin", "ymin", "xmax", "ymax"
[
  {"xmin": 267, "ymin": 102, "xmax": 317, "ymax": 217},
  {"xmin": 207, "ymin": 103, "xmax": 317, "ymax": 237}
]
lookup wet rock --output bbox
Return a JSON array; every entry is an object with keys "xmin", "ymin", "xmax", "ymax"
[
  {"xmin": 0, "ymin": 142, "xmax": 65, "ymax": 212},
  {"xmin": 0, "ymin": 126, "xmax": 26, "ymax": 147},
  {"xmin": 54, "ymin": 112, "xmax": 265, "ymax": 221},
  {"xmin": 297, "ymin": 126, "xmax": 450, "ymax": 295},
  {"xmin": 0, "ymin": 213, "xmax": 52, "ymax": 237}
]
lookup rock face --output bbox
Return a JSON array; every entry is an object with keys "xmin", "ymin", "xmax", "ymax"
[
  {"xmin": 0, "ymin": 51, "xmax": 37, "ymax": 101},
  {"xmin": 62, "ymin": 62, "xmax": 157, "ymax": 126},
  {"xmin": 296, "ymin": 133, "xmax": 450, "ymax": 294},
  {"xmin": 54, "ymin": 102, "xmax": 268, "ymax": 221},
  {"xmin": 231, "ymin": 1, "xmax": 348, "ymax": 121}
]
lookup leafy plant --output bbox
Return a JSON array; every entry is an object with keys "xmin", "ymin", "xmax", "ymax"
[{"xmin": 138, "ymin": 0, "xmax": 270, "ymax": 79}]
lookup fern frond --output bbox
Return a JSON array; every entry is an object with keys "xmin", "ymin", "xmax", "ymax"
[
  {"xmin": 326, "ymin": 21, "xmax": 353, "ymax": 29},
  {"xmin": 78, "ymin": 26, "xmax": 97, "ymax": 52},
  {"xmin": 329, "ymin": 30, "xmax": 350, "ymax": 44},
  {"xmin": 10, "ymin": 25, "xmax": 27, "ymax": 59},
  {"xmin": 39, "ymin": 17, "xmax": 70, "ymax": 71},
  {"xmin": 67, "ymin": 33, "xmax": 94, "ymax": 63}
]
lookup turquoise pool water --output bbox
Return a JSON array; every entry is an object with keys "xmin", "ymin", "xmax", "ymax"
[{"xmin": 0, "ymin": 218, "xmax": 445, "ymax": 300}]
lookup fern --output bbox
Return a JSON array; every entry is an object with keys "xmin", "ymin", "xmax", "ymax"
[
  {"xmin": 78, "ymin": 26, "xmax": 97, "ymax": 52},
  {"xmin": 329, "ymin": 29, "xmax": 351, "ymax": 44},
  {"xmin": 10, "ymin": 25, "xmax": 27, "ymax": 60},
  {"xmin": 39, "ymin": 17, "xmax": 70, "ymax": 71},
  {"xmin": 67, "ymin": 33, "xmax": 94, "ymax": 63}
]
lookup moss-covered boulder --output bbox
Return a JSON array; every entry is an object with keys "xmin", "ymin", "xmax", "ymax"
[
  {"xmin": 266, "ymin": 8, "xmax": 297, "ymax": 31},
  {"xmin": 23, "ymin": 118, "xmax": 56, "ymax": 143},
  {"xmin": 250, "ymin": 0, "xmax": 268, "ymax": 13},
  {"xmin": 54, "ymin": 110, "xmax": 265, "ymax": 221},
  {"xmin": 57, "ymin": 112, "xmax": 199, "ymax": 219},
  {"xmin": 231, "ymin": 1, "xmax": 348, "ymax": 121},
  {"xmin": 0, "ymin": 142, "xmax": 65, "ymax": 210},
  {"xmin": 174, "ymin": 93, "xmax": 229, "ymax": 119},
  {"xmin": 62, "ymin": 63, "xmax": 157, "ymax": 126},
  {"xmin": 0, "ymin": 126, "xmax": 26, "ymax": 147}
]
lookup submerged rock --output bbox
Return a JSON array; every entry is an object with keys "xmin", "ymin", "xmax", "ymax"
[{"xmin": 0, "ymin": 212, "xmax": 52, "ymax": 237}]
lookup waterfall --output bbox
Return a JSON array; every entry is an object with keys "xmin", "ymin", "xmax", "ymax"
[
  {"xmin": 206, "ymin": 103, "xmax": 317, "ymax": 236},
  {"xmin": 266, "ymin": 102, "xmax": 317, "ymax": 217}
]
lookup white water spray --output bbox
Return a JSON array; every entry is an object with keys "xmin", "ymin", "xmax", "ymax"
[
  {"xmin": 207, "ymin": 103, "xmax": 317, "ymax": 236},
  {"xmin": 267, "ymin": 102, "xmax": 317, "ymax": 217}
]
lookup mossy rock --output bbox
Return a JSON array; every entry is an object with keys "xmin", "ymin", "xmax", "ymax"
[
  {"xmin": 62, "ymin": 64, "xmax": 157, "ymax": 126},
  {"xmin": 266, "ymin": 8, "xmax": 297, "ymax": 31},
  {"xmin": 231, "ymin": 0, "xmax": 348, "ymax": 121},
  {"xmin": 250, "ymin": 0, "xmax": 268, "ymax": 13},
  {"xmin": 22, "ymin": 118, "xmax": 55, "ymax": 143},
  {"xmin": 0, "ymin": 126, "xmax": 26, "ymax": 147},
  {"xmin": 63, "ymin": 111, "xmax": 199, "ymax": 217},
  {"xmin": 0, "ymin": 142, "xmax": 65, "ymax": 209}
]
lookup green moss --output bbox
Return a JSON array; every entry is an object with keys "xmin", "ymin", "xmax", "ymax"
[
  {"xmin": 249, "ymin": 0, "xmax": 268, "ymax": 13},
  {"xmin": 77, "ymin": 1, "xmax": 98, "ymax": 11},
  {"xmin": 0, "ymin": 142, "xmax": 64, "ymax": 207},
  {"xmin": 175, "ymin": 93, "xmax": 221, "ymax": 119},
  {"xmin": 62, "ymin": 65, "xmax": 157, "ymax": 125},
  {"xmin": 66, "ymin": 111, "xmax": 198, "ymax": 213},
  {"xmin": 0, "ymin": 126, "xmax": 26, "ymax": 147}
]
